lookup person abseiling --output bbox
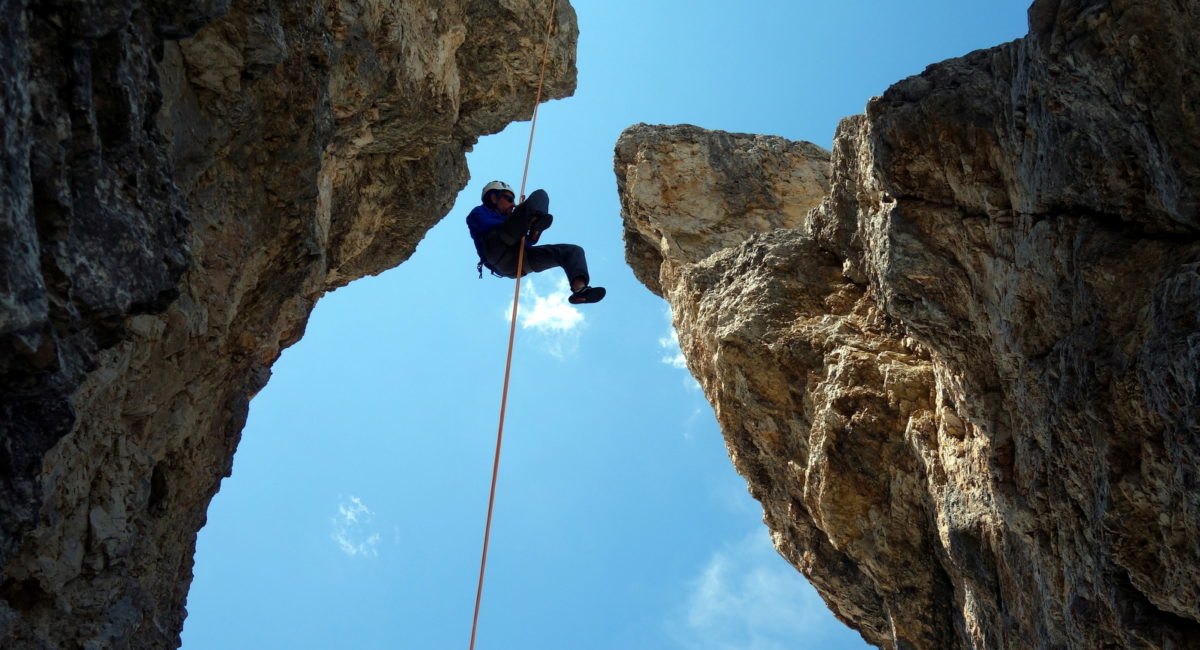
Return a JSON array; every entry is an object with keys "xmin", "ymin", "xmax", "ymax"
[{"xmin": 466, "ymin": 181, "xmax": 606, "ymax": 304}]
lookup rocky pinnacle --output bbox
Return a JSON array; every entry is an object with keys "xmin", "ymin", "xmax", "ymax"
[{"xmin": 616, "ymin": 0, "xmax": 1199, "ymax": 647}]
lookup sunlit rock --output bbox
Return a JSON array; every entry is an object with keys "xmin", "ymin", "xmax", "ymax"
[{"xmin": 616, "ymin": 0, "xmax": 1199, "ymax": 647}]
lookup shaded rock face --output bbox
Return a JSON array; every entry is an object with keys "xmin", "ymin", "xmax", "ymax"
[
  {"xmin": 616, "ymin": 1, "xmax": 1198, "ymax": 648},
  {"xmin": 0, "ymin": 0, "xmax": 576, "ymax": 646}
]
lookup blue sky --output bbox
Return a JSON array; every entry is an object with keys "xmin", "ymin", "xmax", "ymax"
[{"xmin": 181, "ymin": 3, "xmax": 1030, "ymax": 648}]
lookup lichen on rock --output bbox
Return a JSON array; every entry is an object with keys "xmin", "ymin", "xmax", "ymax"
[{"xmin": 616, "ymin": 0, "xmax": 1199, "ymax": 648}]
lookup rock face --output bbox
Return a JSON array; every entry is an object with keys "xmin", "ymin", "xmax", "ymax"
[
  {"xmin": 616, "ymin": 0, "xmax": 1198, "ymax": 648},
  {"xmin": 0, "ymin": 0, "xmax": 576, "ymax": 647}
]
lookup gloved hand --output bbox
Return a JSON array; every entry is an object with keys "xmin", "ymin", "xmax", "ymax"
[
  {"xmin": 530, "ymin": 213, "xmax": 553, "ymax": 233},
  {"xmin": 527, "ymin": 213, "xmax": 553, "ymax": 244}
]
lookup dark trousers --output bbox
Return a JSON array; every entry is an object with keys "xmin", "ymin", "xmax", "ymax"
[{"xmin": 483, "ymin": 189, "xmax": 590, "ymax": 285}]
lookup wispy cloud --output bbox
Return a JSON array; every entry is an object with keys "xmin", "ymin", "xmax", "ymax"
[
  {"xmin": 681, "ymin": 405, "xmax": 708, "ymax": 441},
  {"xmin": 332, "ymin": 496, "xmax": 382, "ymax": 558},
  {"xmin": 659, "ymin": 327, "xmax": 688, "ymax": 369},
  {"xmin": 670, "ymin": 530, "xmax": 861, "ymax": 650},
  {"xmin": 660, "ymin": 308, "xmax": 702, "ymax": 393},
  {"xmin": 502, "ymin": 276, "xmax": 583, "ymax": 358}
]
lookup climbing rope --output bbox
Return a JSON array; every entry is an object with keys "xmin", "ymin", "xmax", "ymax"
[{"xmin": 468, "ymin": 1, "xmax": 559, "ymax": 648}]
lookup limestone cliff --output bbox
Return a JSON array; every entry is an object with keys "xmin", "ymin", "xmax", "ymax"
[
  {"xmin": 0, "ymin": 0, "xmax": 576, "ymax": 646},
  {"xmin": 617, "ymin": 0, "xmax": 1198, "ymax": 648}
]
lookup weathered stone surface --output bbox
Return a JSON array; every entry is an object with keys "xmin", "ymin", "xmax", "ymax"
[
  {"xmin": 616, "ymin": 124, "xmax": 832, "ymax": 297},
  {"xmin": 616, "ymin": 0, "xmax": 1199, "ymax": 648},
  {"xmin": 0, "ymin": 0, "xmax": 576, "ymax": 647}
]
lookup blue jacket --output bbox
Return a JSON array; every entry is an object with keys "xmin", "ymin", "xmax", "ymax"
[
  {"xmin": 467, "ymin": 203, "xmax": 530, "ymax": 270},
  {"xmin": 466, "ymin": 203, "xmax": 505, "ymax": 263}
]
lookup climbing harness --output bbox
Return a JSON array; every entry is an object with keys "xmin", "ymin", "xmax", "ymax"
[{"xmin": 468, "ymin": 1, "xmax": 559, "ymax": 648}]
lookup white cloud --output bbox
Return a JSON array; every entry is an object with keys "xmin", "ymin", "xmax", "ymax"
[
  {"xmin": 671, "ymin": 530, "xmax": 863, "ymax": 650},
  {"xmin": 501, "ymin": 276, "xmax": 583, "ymax": 358},
  {"xmin": 659, "ymin": 328, "xmax": 688, "ymax": 369},
  {"xmin": 331, "ymin": 496, "xmax": 382, "ymax": 558},
  {"xmin": 520, "ymin": 277, "xmax": 583, "ymax": 333},
  {"xmin": 660, "ymin": 308, "xmax": 702, "ymax": 393},
  {"xmin": 681, "ymin": 405, "xmax": 710, "ymax": 441}
]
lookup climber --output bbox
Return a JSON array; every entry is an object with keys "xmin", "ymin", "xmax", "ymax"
[{"xmin": 467, "ymin": 180, "xmax": 606, "ymax": 304}]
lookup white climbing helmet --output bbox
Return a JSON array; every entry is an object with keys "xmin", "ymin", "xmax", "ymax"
[{"xmin": 481, "ymin": 180, "xmax": 514, "ymax": 201}]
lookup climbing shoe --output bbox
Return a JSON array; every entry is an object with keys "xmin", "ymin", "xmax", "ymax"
[{"xmin": 568, "ymin": 286, "xmax": 606, "ymax": 305}]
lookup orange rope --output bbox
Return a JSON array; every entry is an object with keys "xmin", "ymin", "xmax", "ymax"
[
  {"xmin": 517, "ymin": 0, "xmax": 558, "ymax": 203},
  {"xmin": 469, "ymin": 1, "xmax": 558, "ymax": 648}
]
